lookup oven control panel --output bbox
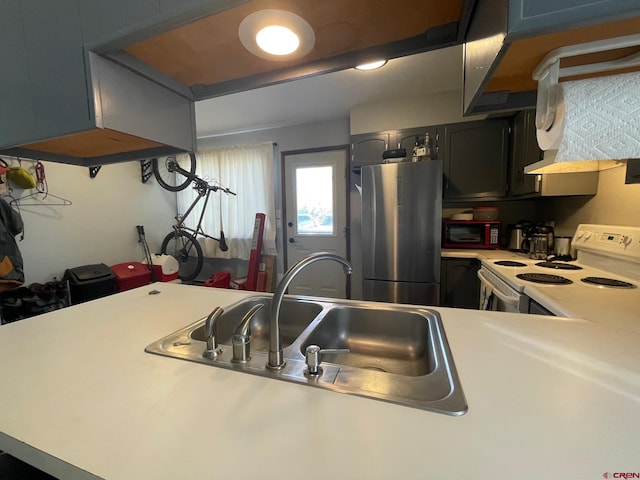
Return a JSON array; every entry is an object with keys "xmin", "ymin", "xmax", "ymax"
[{"xmin": 573, "ymin": 224, "xmax": 640, "ymax": 258}]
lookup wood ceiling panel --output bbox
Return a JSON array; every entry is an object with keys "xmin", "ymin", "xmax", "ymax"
[
  {"xmin": 125, "ymin": 0, "xmax": 464, "ymax": 87},
  {"xmin": 487, "ymin": 17, "xmax": 640, "ymax": 94}
]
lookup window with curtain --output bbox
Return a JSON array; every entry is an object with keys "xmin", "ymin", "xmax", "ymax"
[{"xmin": 175, "ymin": 143, "xmax": 276, "ymax": 260}]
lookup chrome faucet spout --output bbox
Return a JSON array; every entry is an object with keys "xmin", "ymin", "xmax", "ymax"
[
  {"xmin": 203, "ymin": 306, "xmax": 224, "ymax": 359},
  {"xmin": 267, "ymin": 252, "xmax": 352, "ymax": 370}
]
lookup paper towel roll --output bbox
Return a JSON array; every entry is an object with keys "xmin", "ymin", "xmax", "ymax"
[{"xmin": 536, "ymin": 71, "xmax": 640, "ymax": 161}]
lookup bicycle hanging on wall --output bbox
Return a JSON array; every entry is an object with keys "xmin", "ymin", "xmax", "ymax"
[{"xmin": 152, "ymin": 154, "xmax": 236, "ymax": 282}]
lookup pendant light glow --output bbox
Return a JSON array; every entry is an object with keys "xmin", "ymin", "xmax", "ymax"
[
  {"xmin": 256, "ymin": 25, "xmax": 300, "ymax": 55},
  {"xmin": 355, "ymin": 60, "xmax": 387, "ymax": 71}
]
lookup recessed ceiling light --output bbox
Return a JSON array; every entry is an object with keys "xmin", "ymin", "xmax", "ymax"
[
  {"xmin": 239, "ymin": 9, "xmax": 315, "ymax": 61},
  {"xmin": 355, "ymin": 60, "xmax": 388, "ymax": 71},
  {"xmin": 256, "ymin": 25, "xmax": 300, "ymax": 55}
]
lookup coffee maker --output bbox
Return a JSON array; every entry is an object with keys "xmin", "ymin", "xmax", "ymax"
[{"xmin": 522, "ymin": 224, "xmax": 555, "ymax": 259}]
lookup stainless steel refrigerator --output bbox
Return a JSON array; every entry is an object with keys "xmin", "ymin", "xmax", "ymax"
[{"xmin": 361, "ymin": 160, "xmax": 442, "ymax": 305}]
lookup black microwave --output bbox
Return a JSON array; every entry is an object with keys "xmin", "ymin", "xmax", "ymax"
[{"xmin": 443, "ymin": 220, "xmax": 500, "ymax": 249}]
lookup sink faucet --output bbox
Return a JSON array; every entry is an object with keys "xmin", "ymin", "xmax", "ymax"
[
  {"xmin": 231, "ymin": 303, "xmax": 264, "ymax": 363},
  {"xmin": 267, "ymin": 252, "xmax": 352, "ymax": 370},
  {"xmin": 203, "ymin": 306, "xmax": 224, "ymax": 359}
]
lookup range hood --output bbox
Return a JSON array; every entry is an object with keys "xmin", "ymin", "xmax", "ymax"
[{"xmin": 525, "ymin": 150, "xmax": 625, "ymax": 174}]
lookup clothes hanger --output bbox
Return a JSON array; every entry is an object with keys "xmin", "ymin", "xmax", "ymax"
[{"xmin": 8, "ymin": 161, "xmax": 72, "ymax": 207}]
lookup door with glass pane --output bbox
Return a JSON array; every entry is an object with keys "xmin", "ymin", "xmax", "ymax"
[{"xmin": 283, "ymin": 147, "xmax": 349, "ymax": 298}]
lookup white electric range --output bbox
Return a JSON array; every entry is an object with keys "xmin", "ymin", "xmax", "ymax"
[{"xmin": 478, "ymin": 224, "xmax": 640, "ymax": 334}]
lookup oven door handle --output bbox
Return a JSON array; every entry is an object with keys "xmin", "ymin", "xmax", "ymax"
[{"xmin": 477, "ymin": 270, "xmax": 520, "ymax": 307}]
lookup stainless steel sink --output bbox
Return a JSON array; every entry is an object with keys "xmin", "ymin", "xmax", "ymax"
[
  {"xmin": 145, "ymin": 295, "xmax": 467, "ymax": 416},
  {"xmin": 300, "ymin": 306, "xmax": 436, "ymax": 376}
]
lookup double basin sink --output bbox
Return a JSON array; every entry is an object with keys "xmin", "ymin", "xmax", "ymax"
[{"xmin": 145, "ymin": 295, "xmax": 467, "ymax": 415}]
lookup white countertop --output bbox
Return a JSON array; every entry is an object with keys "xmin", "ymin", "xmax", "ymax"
[
  {"xmin": 442, "ymin": 248, "xmax": 640, "ymax": 334},
  {"xmin": 0, "ymin": 283, "xmax": 639, "ymax": 479}
]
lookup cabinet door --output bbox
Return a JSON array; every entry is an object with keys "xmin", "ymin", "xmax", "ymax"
[
  {"xmin": 22, "ymin": 0, "xmax": 92, "ymax": 139},
  {"xmin": 79, "ymin": 0, "xmax": 161, "ymax": 44},
  {"xmin": 396, "ymin": 126, "xmax": 442, "ymax": 161},
  {"xmin": 440, "ymin": 258, "xmax": 481, "ymax": 309},
  {"xmin": 0, "ymin": 1, "xmax": 37, "ymax": 147},
  {"xmin": 351, "ymin": 133, "xmax": 389, "ymax": 168},
  {"xmin": 509, "ymin": 110, "xmax": 542, "ymax": 196},
  {"xmin": 443, "ymin": 120, "xmax": 509, "ymax": 200}
]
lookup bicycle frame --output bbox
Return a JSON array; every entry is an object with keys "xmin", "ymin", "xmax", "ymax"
[
  {"xmin": 173, "ymin": 182, "xmax": 222, "ymax": 242},
  {"xmin": 168, "ymin": 162, "xmax": 235, "ymax": 243}
]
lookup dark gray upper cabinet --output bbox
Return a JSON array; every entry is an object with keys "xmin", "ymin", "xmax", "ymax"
[
  {"xmin": 352, "ymin": 126, "xmax": 444, "ymax": 170},
  {"xmin": 351, "ymin": 133, "xmax": 390, "ymax": 169},
  {"xmin": 443, "ymin": 119, "xmax": 509, "ymax": 200},
  {"xmin": 0, "ymin": 1, "xmax": 36, "ymax": 147},
  {"xmin": 80, "ymin": 0, "xmax": 245, "ymax": 48},
  {"xmin": 0, "ymin": 0, "xmax": 246, "ymax": 165},
  {"xmin": 509, "ymin": 109, "xmax": 542, "ymax": 197},
  {"xmin": 508, "ymin": 0, "xmax": 640, "ymax": 38},
  {"xmin": 79, "ymin": 0, "xmax": 161, "ymax": 45},
  {"xmin": 0, "ymin": 0, "xmax": 93, "ymax": 151},
  {"xmin": 0, "ymin": 52, "xmax": 196, "ymax": 166},
  {"xmin": 463, "ymin": 0, "xmax": 640, "ymax": 115},
  {"xmin": 22, "ymin": 0, "xmax": 91, "ymax": 140},
  {"xmin": 396, "ymin": 126, "xmax": 442, "ymax": 162}
]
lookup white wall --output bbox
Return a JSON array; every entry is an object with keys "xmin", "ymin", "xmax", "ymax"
[
  {"xmin": 197, "ymin": 117, "xmax": 350, "ymax": 151},
  {"xmin": 541, "ymin": 164, "xmax": 640, "ymax": 236},
  {"xmin": 194, "ymin": 118, "xmax": 351, "ymax": 281},
  {"xmin": 350, "ymin": 89, "xmax": 486, "ymax": 134},
  {"xmin": 3, "ymin": 160, "xmax": 176, "ymax": 285}
]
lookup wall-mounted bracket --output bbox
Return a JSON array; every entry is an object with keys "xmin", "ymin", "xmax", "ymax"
[
  {"xmin": 89, "ymin": 166, "xmax": 102, "ymax": 178},
  {"xmin": 140, "ymin": 158, "xmax": 154, "ymax": 183},
  {"xmin": 533, "ymin": 33, "xmax": 640, "ymax": 132}
]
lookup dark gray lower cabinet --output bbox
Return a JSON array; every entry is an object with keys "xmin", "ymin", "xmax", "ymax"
[
  {"xmin": 528, "ymin": 299, "xmax": 555, "ymax": 316},
  {"xmin": 0, "ymin": 453, "xmax": 57, "ymax": 480},
  {"xmin": 440, "ymin": 258, "xmax": 481, "ymax": 309}
]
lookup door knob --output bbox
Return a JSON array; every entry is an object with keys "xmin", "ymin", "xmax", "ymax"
[
  {"xmin": 287, "ymin": 221, "xmax": 293, "ymax": 227},
  {"xmin": 288, "ymin": 238, "xmax": 295, "ymax": 243}
]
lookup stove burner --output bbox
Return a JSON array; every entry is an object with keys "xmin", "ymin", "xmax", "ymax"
[
  {"xmin": 494, "ymin": 260, "xmax": 527, "ymax": 267},
  {"xmin": 516, "ymin": 273, "xmax": 573, "ymax": 285},
  {"xmin": 580, "ymin": 277, "xmax": 637, "ymax": 288},
  {"xmin": 535, "ymin": 261, "xmax": 583, "ymax": 271}
]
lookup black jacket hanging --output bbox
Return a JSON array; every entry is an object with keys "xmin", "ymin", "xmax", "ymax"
[{"xmin": 0, "ymin": 197, "xmax": 25, "ymax": 289}]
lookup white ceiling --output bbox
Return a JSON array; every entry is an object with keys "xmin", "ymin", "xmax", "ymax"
[{"xmin": 195, "ymin": 44, "xmax": 463, "ymax": 138}]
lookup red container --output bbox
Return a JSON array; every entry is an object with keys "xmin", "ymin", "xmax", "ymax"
[{"xmin": 110, "ymin": 262, "xmax": 152, "ymax": 292}]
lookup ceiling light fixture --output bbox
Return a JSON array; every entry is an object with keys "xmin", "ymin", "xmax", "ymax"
[
  {"xmin": 256, "ymin": 25, "xmax": 300, "ymax": 55},
  {"xmin": 355, "ymin": 60, "xmax": 388, "ymax": 71},
  {"xmin": 239, "ymin": 9, "xmax": 315, "ymax": 61}
]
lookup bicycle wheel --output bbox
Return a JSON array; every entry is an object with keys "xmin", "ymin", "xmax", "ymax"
[
  {"xmin": 152, "ymin": 152, "xmax": 196, "ymax": 192},
  {"xmin": 160, "ymin": 230, "xmax": 204, "ymax": 282}
]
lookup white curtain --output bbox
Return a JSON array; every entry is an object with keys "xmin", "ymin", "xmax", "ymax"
[{"xmin": 175, "ymin": 143, "xmax": 276, "ymax": 260}]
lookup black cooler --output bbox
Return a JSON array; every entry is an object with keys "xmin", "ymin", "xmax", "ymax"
[{"xmin": 63, "ymin": 263, "xmax": 117, "ymax": 304}]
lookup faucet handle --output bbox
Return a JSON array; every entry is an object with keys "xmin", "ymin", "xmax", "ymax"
[
  {"xmin": 203, "ymin": 306, "xmax": 224, "ymax": 359},
  {"xmin": 232, "ymin": 303, "xmax": 264, "ymax": 363},
  {"xmin": 305, "ymin": 344, "xmax": 350, "ymax": 376}
]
